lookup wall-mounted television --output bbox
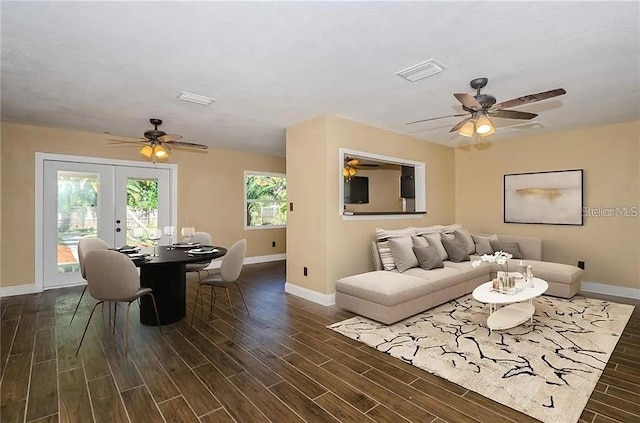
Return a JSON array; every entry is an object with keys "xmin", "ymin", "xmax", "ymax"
[{"xmin": 344, "ymin": 176, "xmax": 369, "ymax": 204}]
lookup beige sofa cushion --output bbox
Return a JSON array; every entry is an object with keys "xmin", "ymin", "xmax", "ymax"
[
  {"xmin": 522, "ymin": 260, "xmax": 583, "ymax": 285},
  {"xmin": 336, "ymin": 271, "xmax": 432, "ymax": 306},
  {"xmin": 403, "ymin": 267, "xmax": 467, "ymax": 291}
]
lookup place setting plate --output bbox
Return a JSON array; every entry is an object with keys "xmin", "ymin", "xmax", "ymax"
[
  {"xmin": 187, "ymin": 247, "xmax": 218, "ymax": 255},
  {"xmin": 173, "ymin": 243, "xmax": 202, "ymax": 248}
]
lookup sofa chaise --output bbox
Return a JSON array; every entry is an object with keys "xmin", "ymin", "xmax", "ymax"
[{"xmin": 335, "ymin": 225, "xmax": 583, "ymax": 325}]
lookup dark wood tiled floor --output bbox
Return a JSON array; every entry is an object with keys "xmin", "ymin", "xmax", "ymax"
[{"xmin": 0, "ymin": 261, "xmax": 638, "ymax": 422}]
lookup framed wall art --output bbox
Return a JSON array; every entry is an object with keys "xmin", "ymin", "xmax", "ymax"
[{"xmin": 504, "ymin": 169, "xmax": 584, "ymax": 225}]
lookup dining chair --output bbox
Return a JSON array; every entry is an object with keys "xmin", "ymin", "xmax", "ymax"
[
  {"xmin": 71, "ymin": 237, "xmax": 110, "ymax": 323},
  {"xmin": 190, "ymin": 239, "xmax": 248, "ymax": 328},
  {"xmin": 186, "ymin": 231, "xmax": 215, "ymax": 281},
  {"xmin": 76, "ymin": 249, "xmax": 162, "ymax": 356}
]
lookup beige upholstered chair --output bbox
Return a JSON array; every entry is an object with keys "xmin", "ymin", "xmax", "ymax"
[
  {"xmin": 76, "ymin": 249, "xmax": 161, "ymax": 356},
  {"xmin": 190, "ymin": 239, "xmax": 248, "ymax": 327},
  {"xmin": 186, "ymin": 231, "xmax": 215, "ymax": 281},
  {"xmin": 71, "ymin": 237, "xmax": 110, "ymax": 323}
]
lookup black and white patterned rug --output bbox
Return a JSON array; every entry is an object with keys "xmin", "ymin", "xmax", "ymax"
[{"xmin": 328, "ymin": 295, "xmax": 634, "ymax": 423}]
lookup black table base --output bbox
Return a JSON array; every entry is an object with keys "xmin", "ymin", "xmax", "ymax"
[{"xmin": 140, "ymin": 262, "xmax": 186, "ymax": 325}]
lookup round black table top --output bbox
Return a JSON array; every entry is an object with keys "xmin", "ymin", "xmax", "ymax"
[{"xmin": 141, "ymin": 245, "xmax": 227, "ymax": 265}]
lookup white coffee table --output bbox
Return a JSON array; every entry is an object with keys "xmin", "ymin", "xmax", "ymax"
[{"xmin": 472, "ymin": 277, "xmax": 548, "ymax": 331}]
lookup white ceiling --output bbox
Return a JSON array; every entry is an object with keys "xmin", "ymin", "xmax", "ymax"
[{"xmin": 2, "ymin": 1, "xmax": 639, "ymax": 157}]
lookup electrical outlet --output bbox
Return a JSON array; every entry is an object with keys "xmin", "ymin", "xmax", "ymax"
[
  {"xmin": 303, "ymin": 267, "xmax": 308, "ymax": 276},
  {"xmin": 578, "ymin": 261, "xmax": 585, "ymax": 270},
  {"xmin": 272, "ymin": 241, "xmax": 276, "ymax": 248}
]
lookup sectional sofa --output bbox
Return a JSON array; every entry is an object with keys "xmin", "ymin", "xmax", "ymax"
[{"xmin": 335, "ymin": 225, "xmax": 583, "ymax": 324}]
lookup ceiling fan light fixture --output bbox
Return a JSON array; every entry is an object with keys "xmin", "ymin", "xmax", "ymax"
[
  {"xmin": 343, "ymin": 166, "xmax": 357, "ymax": 180},
  {"xmin": 140, "ymin": 144, "xmax": 154, "ymax": 159},
  {"xmin": 475, "ymin": 115, "xmax": 494, "ymax": 135},
  {"xmin": 153, "ymin": 144, "xmax": 169, "ymax": 159},
  {"xmin": 479, "ymin": 124, "xmax": 496, "ymax": 137},
  {"xmin": 459, "ymin": 120, "xmax": 475, "ymax": 138}
]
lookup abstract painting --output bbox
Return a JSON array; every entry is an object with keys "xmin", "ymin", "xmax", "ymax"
[{"xmin": 504, "ymin": 169, "xmax": 583, "ymax": 225}]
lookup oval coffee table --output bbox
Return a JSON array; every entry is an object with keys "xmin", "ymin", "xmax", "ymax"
[{"xmin": 472, "ymin": 277, "xmax": 548, "ymax": 331}]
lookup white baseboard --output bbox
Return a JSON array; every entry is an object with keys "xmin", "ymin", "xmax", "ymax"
[
  {"xmin": 1, "ymin": 254, "xmax": 286, "ymax": 298},
  {"xmin": 284, "ymin": 282, "xmax": 336, "ymax": 306},
  {"xmin": 580, "ymin": 281, "xmax": 640, "ymax": 300},
  {"xmin": 0, "ymin": 284, "xmax": 38, "ymax": 298},
  {"xmin": 204, "ymin": 253, "xmax": 286, "ymax": 270}
]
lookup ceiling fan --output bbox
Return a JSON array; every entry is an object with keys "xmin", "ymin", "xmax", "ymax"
[
  {"xmin": 343, "ymin": 157, "xmax": 380, "ymax": 180},
  {"xmin": 106, "ymin": 118, "xmax": 208, "ymax": 162},
  {"xmin": 407, "ymin": 78, "xmax": 566, "ymax": 138}
]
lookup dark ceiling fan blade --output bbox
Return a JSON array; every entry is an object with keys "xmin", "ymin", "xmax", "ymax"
[
  {"xmin": 104, "ymin": 131, "xmax": 145, "ymax": 141},
  {"xmin": 454, "ymin": 93, "xmax": 481, "ymax": 110},
  {"xmin": 492, "ymin": 88, "xmax": 566, "ymax": 110},
  {"xmin": 166, "ymin": 140, "xmax": 208, "ymax": 150},
  {"xmin": 406, "ymin": 113, "xmax": 468, "ymax": 125},
  {"xmin": 107, "ymin": 138, "xmax": 146, "ymax": 144},
  {"xmin": 488, "ymin": 109, "xmax": 538, "ymax": 120},
  {"xmin": 158, "ymin": 133, "xmax": 183, "ymax": 142},
  {"xmin": 449, "ymin": 117, "xmax": 471, "ymax": 133}
]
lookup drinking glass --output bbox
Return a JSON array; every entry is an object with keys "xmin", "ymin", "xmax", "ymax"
[
  {"xmin": 131, "ymin": 227, "xmax": 145, "ymax": 248},
  {"xmin": 164, "ymin": 225, "xmax": 176, "ymax": 248},
  {"xmin": 148, "ymin": 229, "xmax": 163, "ymax": 256},
  {"xmin": 181, "ymin": 227, "xmax": 195, "ymax": 244}
]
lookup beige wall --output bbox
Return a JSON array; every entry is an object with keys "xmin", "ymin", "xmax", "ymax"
[
  {"xmin": 345, "ymin": 168, "xmax": 403, "ymax": 213},
  {"xmin": 456, "ymin": 120, "xmax": 639, "ymax": 289},
  {"xmin": 1, "ymin": 122, "xmax": 286, "ymax": 288},
  {"xmin": 287, "ymin": 115, "xmax": 456, "ymax": 295},
  {"xmin": 286, "ymin": 116, "xmax": 330, "ymax": 294}
]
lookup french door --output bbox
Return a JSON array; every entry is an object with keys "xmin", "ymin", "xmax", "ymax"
[{"xmin": 41, "ymin": 158, "xmax": 173, "ymax": 289}]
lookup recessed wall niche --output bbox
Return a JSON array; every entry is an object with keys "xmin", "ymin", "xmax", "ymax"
[{"xmin": 339, "ymin": 148, "xmax": 426, "ymax": 217}]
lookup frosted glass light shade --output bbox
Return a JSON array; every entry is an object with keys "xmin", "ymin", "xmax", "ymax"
[
  {"xmin": 154, "ymin": 145, "xmax": 168, "ymax": 158},
  {"xmin": 140, "ymin": 145, "xmax": 153, "ymax": 158},
  {"xmin": 476, "ymin": 115, "xmax": 494, "ymax": 135},
  {"xmin": 459, "ymin": 120, "xmax": 475, "ymax": 137}
]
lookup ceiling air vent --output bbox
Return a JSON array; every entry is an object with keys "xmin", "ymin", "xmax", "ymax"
[
  {"xmin": 178, "ymin": 91, "xmax": 215, "ymax": 105},
  {"xmin": 396, "ymin": 59, "xmax": 446, "ymax": 82}
]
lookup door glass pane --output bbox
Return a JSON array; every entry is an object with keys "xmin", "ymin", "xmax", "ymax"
[
  {"xmin": 56, "ymin": 171, "xmax": 98, "ymax": 274},
  {"xmin": 126, "ymin": 178, "xmax": 159, "ymax": 247}
]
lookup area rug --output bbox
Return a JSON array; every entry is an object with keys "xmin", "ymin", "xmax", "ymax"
[{"xmin": 328, "ymin": 295, "xmax": 634, "ymax": 423}]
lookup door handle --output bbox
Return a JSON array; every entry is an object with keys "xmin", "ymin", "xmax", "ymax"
[
  {"xmin": 116, "ymin": 219, "xmax": 121, "ymax": 224},
  {"xmin": 116, "ymin": 228, "xmax": 121, "ymax": 232}
]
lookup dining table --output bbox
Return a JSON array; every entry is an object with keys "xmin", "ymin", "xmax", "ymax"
[{"xmin": 135, "ymin": 245, "xmax": 227, "ymax": 325}]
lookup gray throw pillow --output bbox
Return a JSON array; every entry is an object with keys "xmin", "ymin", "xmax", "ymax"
[
  {"xmin": 494, "ymin": 241, "xmax": 524, "ymax": 259},
  {"xmin": 456, "ymin": 228, "xmax": 476, "ymax": 255},
  {"xmin": 471, "ymin": 233, "xmax": 499, "ymax": 255},
  {"xmin": 388, "ymin": 237, "xmax": 419, "ymax": 272},
  {"xmin": 412, "ymin": 246, "xmax": 444, "ymax": 270},
  {"xmin": 411, "ymin": 235, "xmax": 428, "ymax": 247},
  {"xmin": 440, "ymin": 233, "xmax": 470, "ymax": 262},
  {"xmin": 422, "ymin": 233, "xmax": 448, "ymax": 261}
]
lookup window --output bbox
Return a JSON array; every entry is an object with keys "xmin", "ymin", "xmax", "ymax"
[{"xmin": 244, "ymin": 171, "xmax": 287, "ymax": 229}]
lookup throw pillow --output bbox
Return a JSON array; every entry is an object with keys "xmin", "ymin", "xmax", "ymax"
[
  {"xmin": 471, "ymin": 233, "xmax": 499, "ymax": 255},
  {"xmin": 494, "ymin": 241, "xmax": 524, "ymax": 259},
  {"xmin": 412, "ymin": 246, "xmax": 444, "ymax": 270},
  {"xmin": 376, "ymin": 241, "xmax": 396, "ymax": 271},
  {"xmin": 422, "ymin": 233, "xmax": 448, "ymax": 261},
  {"xmin": 455, "ymin": 228, "xmax": 475, "ymax": 255},
  {"xmin": 411, "ymin": 235, "xmax": 429, "ymax": 247},
  {"xmin": 388, "ymin": 237, "xmax": 419, "ymax": 272},
  {"xmin": 440, "ymin": 233, "xmax": 470, "ymax": 262}
]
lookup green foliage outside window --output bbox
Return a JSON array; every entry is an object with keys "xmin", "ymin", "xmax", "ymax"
[{"xmin": 246, "ymin": 174, "xmax": 287, "ymax": 227}]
